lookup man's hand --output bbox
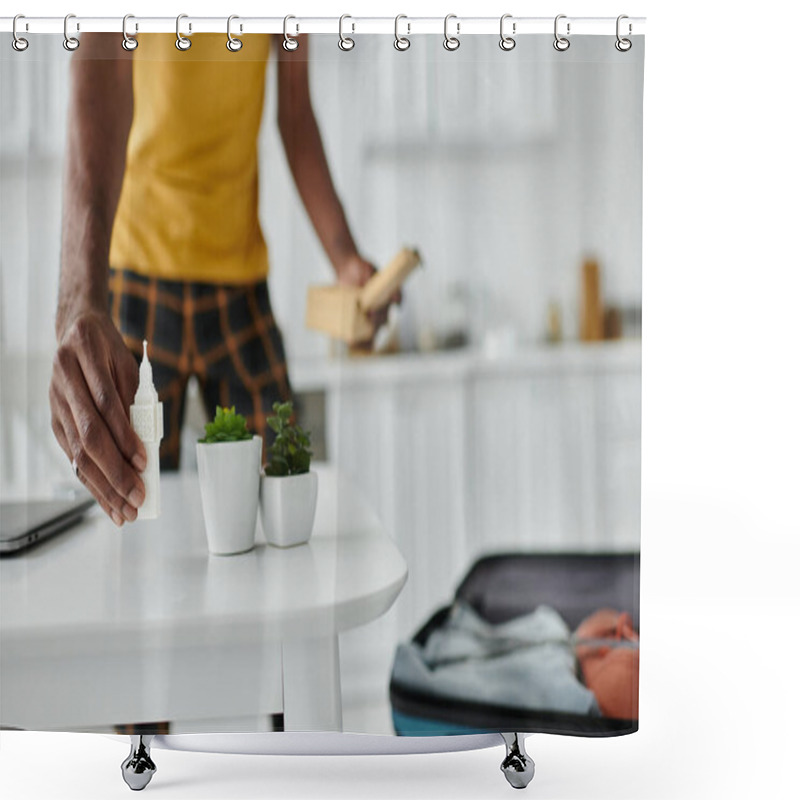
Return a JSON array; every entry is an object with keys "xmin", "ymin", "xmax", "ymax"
[
  {"xmin": 50, "ymin": 310, "xmax": 147, "ymax": 526},
  {"xmin": 336, "ymin": 253, "xmax": 401, "ymax": 334}
]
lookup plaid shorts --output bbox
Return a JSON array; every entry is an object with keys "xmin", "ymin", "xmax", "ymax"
[{"xmin": 109, "ymin": 268, "xmax": 293, "ymax": 470}]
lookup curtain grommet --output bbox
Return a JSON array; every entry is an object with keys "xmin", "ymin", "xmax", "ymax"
[
  {"xmin": 338, "ymin": 14, "xmax": 355, "ymax": 51},
  {"xmin": 175, "ymin": 14, "xmax": 192, "ymax": 51},
  {"xmin": 226, "ymin": 15, "xmax": 243, "ymax": 52},
  {"xmin": 443, "ymin": 14, "xmax": 460, "ymax": 51},
  {"xmin": 553, "ymin": 14, "xmax": 571, "ymax": 52},
  {"xmin": 63, "ymin": 13, "xmax": 80, "ymax": 51},
  {"xmin": 283, "ymin": 15, "xmax": 299, "ymax": 51},
  {"xmin": 122, "ymin": 14, "xmax": 138, "ymax": 51},
  {"xmin": 394, "ymin": 15, "xmax": 410, "ymax": 51},
  {"xmin": 499, "ymin": 14, "xmax": 516, "ymax": 51},
  {"xmin": 615, "ymin": 15, "xmax": 632, "ymax": 52},
  {"xmin": 12, "ymin": 14, "xmax": 29, "ymax": 52}
]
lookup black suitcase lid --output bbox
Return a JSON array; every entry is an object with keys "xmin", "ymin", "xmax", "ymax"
[{"xmin": 453, "ymin": 552, "xmax": 640, "ymax": 630}]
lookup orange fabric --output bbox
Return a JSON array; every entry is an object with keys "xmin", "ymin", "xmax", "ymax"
[{"xmin": 575, "ymin": 609, "xmax": 639, "ymax": 720}]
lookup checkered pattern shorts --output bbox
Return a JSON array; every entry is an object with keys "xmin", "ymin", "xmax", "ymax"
[{"xmin": 109, "ymin": 268, "xmax": 293, "ymax": 470}]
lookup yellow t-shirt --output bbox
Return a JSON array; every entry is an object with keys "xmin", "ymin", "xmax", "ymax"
[{"xmin": 110, "ymin": 34, "xmax": 271, "ymax": 284}]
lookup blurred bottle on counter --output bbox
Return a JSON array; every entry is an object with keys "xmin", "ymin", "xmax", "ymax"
[
  {"xmin": 603, "ymin": 307, "xmax": 623, "ymax": 340},
  {"xmin": 580, "ymin": 258, "xmax": 604, "ymax": 342},
  {"xmin": 417, "ymin": 282, "xmax": 470, "ymax": 352},
  {"xmin": 546, "ymin": 301, "xmax": 563, "ymax": 344},
  {"xmin": 604, "ymin": 305, "xmax": 641, "ymax": 340},
  {"xmin": 440, "ymin": 283, "xmax": 470, "ymax": 349}
]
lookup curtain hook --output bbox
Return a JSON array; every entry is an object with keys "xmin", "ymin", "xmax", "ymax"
[
  {"xmin": 122, "ymin": 14, "xmax": 138, "ymax": 51},
  {"xmin": 227, "ymin": 15, "xmax": 243, "ymax": 51},
  {"xmin": 615, "ymin": 15, "xmax": 632, "ymax": 52},
  {"xmin": 12, "ymin": 14, "xmax": 29, "ymax": 52},
  {"xmin": 175, "ymin": 14, "xmax": 192, "ymax": 51},
  {"xmin": 283, "ymin": 15, "xmax": 299, "ymax": 51},
  {"xmin": 443, "ymin": 14, "xmax": 460, "ymax": 51},
  {"xmin": 394, "ymin": 15, "xmax": 410, "ymax": 51},
  {"xmin": 553, "ymin": 14, "xmax": 570, "ymax": 52},
  {"xmin": 499, "ymin": 14, "xmax": 516, "ymax": 51},
  {"xmin": 63, "ymin": 13, "xmax": 80, "ymax": 51},
  {"xmin": 338, "ymin": 14, "xmax": 355, "ymax": 51}
]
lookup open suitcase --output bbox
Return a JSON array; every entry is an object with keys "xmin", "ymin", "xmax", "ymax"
[{"xmin": 390, "ymin": 552, "xmax": 640, "ymax": 738}]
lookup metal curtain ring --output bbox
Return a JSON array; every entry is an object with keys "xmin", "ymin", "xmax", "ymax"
[
  {"xmin": 443, "ymin": 14, "xmax": 460, "ymax": 51},
  {"xmin": 553, "ymin": 14, "xmax": 570, "ymax": 51},
  {"xmin": 12, "ymin": 14, "xmax": 29, "ymax": 52},
  {"xmin": 283, "ymin": 15, "xmax": 299, "ymax": 51},
  {"xmin": 122, "ymin": 14, "xmax": 138, "ymax": 51},
  {"xmin": 499, "ymin": 14, "xmax": 516, "ymax": 51},
  {"xmin": 63, "ymin": 13, "xmax": 80, "ymax": 51},
  {"xmin": 227, "ymin": 15, "xmax": 243, "ymax": 51},
  {"xmin": 615, "ymin": 14, "xmax": 632, "ymax": 52},
  {"xmin": 338, "ymin": 14, "xmax": 355, "ymax": 51},
  {"xmin": 394, "ymin": 15, "xmax": 410, "ymax": 51},
  {"xmin": 175, "ymin": 14, "xmax": 192, "ymax": 51}
]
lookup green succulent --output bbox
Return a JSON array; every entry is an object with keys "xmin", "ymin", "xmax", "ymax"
[
  {"xmin": 264, "ymin": 401, "xmax": 312, "ymax": 477},
  {"xmin": 198, "ymin": 406, "xmax": 253, "ymax": 443}
]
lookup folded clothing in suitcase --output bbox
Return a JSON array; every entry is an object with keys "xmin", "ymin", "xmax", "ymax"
[{"xmin": 390, "ymin": 552, "xmax": 639, "ymax": 737}]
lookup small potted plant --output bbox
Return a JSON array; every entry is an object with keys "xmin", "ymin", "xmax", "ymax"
[
  {"xmin": 197, "ymin": 406, "xmax": 262, "ymax": 555},
  {"xmin": 260, "ymin": 401, "xmax": 317, "ymax": 548}
]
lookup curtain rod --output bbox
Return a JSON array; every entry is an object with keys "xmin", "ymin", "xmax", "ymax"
[{"xmin": 0, "ymin": 16, "xmax": 645, "ymax": 37}]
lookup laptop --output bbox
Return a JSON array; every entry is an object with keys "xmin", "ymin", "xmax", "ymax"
[{"xmin": 0, "ymin": 493, "xmax": 96, "ymax": 555}]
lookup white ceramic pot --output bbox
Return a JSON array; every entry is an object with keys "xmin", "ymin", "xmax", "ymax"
[
  {"xmin": 196, "ymin": 436, "xmax": 262, "ymax": 555},
  {"xmin": 260, "ymin": 471, "xmax": 318, "ymax": 548}
]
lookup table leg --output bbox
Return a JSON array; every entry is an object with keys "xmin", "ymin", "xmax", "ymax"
[
  {"xmin": 500, "ymin": 733, "xmax": 535, "ymax": 789},
  {"xmin": 121, "ymin": 735, "xmax": 156, "ymax": 791},
  {"xmin": 282, "ymin": 635, "xmax": 342, "ymax": 732}
]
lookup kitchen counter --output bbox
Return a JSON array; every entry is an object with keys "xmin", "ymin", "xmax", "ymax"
[{"xmin": 290, "ymin": 340, "xmax": 641, "ymax": 392}]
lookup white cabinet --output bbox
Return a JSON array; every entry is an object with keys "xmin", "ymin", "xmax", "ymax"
[
  {"xmin": 328, "ymin": 369, "xmax": 470, "ymax": 634},
  {"xmin": 596, "ymin": 371, "xmax": 642, "ymax": 547},
  {"xmin": 468, "ymin": 365, "xmax": 640, "ymax": 553},
  {"xmin": 469, "ymin": 372, "xmax": 597, "ymax": 553},
  {"xmin": 390, "ymin": 381, "xmax": 469, "ymax": 624},
  {"xmin": 303, "ymin": 343, "xmax": 641, "ymax": 621}
]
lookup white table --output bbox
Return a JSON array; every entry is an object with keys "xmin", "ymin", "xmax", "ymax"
[{"xmin": 0, "ymin": 466, "xmax": 407, "ymax": 733}]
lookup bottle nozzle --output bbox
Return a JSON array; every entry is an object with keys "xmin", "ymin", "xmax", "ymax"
[{"xmin": 134, "ymin": 339, "xmax": 158, "ymax": 405}]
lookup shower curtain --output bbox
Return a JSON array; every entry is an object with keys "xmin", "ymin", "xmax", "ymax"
[{"xmin": 0, "ymin": 20, "xmax": 643, "ymax": 743}]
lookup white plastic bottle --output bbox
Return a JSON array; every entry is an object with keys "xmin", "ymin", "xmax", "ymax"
[{"xmin": 129, "ymin": 340, "xmax": 163, "ymax": 519}]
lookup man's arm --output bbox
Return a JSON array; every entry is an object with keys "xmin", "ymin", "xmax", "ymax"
[
  {"xmin": 49, "ymin": 34, "xmax": 147, "ymax": 527},
  {"xmin": 275, "ymin": 35, "xmax": 399, "ymax": 315}
]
